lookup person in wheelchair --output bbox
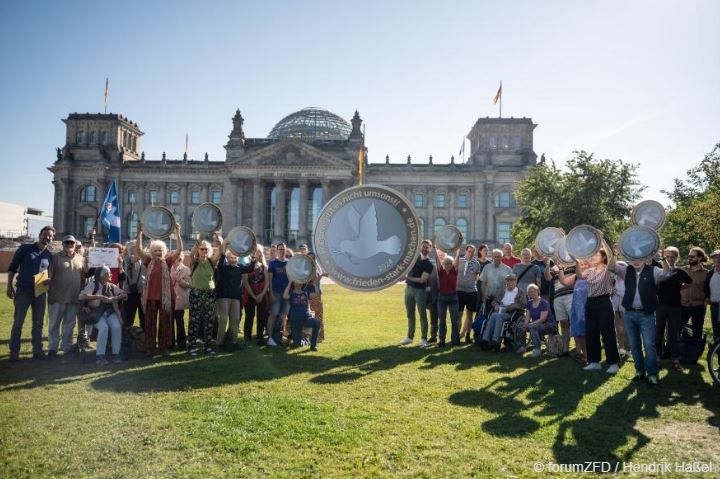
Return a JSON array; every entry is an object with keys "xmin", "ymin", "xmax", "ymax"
[
  {"xmin": 516, "ymin": 284, "xmax": 556, "ymax": 358},
  {"xmin": 480, "ymin": 273, "xmax": 526, "ymax": 351}
]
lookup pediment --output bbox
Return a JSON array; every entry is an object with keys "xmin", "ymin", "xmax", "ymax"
[{"xmin": 236, "ymin": 139, "xmax": 350, "ymax": 169}]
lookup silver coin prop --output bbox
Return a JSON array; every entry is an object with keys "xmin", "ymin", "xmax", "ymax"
[
  {"xmin": 313, "ymin": 185, "xmax": 421, "ymax": 292},
  {"xmin": 192, "ymin": 202, "xmax": 223, "ymax": 234},
  {"xmin": 140, "ymin": 206, "xmax": 176, "ymax": 240},
  {"xmin": 631, "ymin": 200, "xmax": 666, "ymax": 230},
  {"xmin": 226, "ymin": 226, "xmax": 256, "ymax": 257},
  {"xmin": 435, "ymin": 225, "xmax": 463, "ymax": 252},
  {"xmin": 286, "ymin": 254, "xmax": 316, "ymax": 283},
  {"xmin": 565, "ymin": 225, "xmax": 604, "ymax": 260},
  {"xmin": 553, "ymin": 237, "xmax": 576, "ymax": 268},
  {"xmin": 535, "ymin": 227, "xmax": 566, "ymax": 257},
  {"xmin": 619, "ymin": 225, "xmax": 660, "ymax": 261}
]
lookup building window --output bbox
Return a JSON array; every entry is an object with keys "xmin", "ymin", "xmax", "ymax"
[
  {"xmin": 265, "ymin": 185, "xmax": 276, "ymax": 241},
  {"xmin": 80, "ymin": 185, "xmax": 97, "ymax": 202},
  {"xmin": 169, "ymin": 191, "xmax": 179, "ymax": 204},
  {"xmin": 131, "ymin": 136, "xmax": 137, "ymax": 152},
  {"xmin": 457, "ymin": 218, "xmax": 468, "ymax": 239},
  {"xmin": 89, "ymin": 131, "xmax": 96, "ymax": 144},
  {"xmin": 128, "ymin": 212, "xmax": 139, "ymax": 238},
  {"xmin": 81, "ymin": 216, "xmax": 95, "ymax": 237},
  {"xmin": 497, "ymin": 222, "xmax": 512, "ymax": 245},
  {"xmin": 127, "ymin": 191, "xmax": 136, "ymax": 205},
  {"xmin": 513, "ymin": 136, "xmax": 522, "ymax": 150},
  {"xmin": 173, "ymin": 213, "xmax": 182, "ymax": 232},
  {"xmin": 309, "ymin": 187, "xmax": 322, "ymax": 234},
  {"xmin": 488, "ymin": 136, "xmax": 497, "ymax": 150},
  {"xmin": 494, "ymin": 191, "xmax": 516, "ymax": 208},
  {"xmin": 211, "ymin": 191, "xmax": 221, "ymax": 204},
  {"xmin": 435, "ymin": 194, "xmax": 446, "ymax": 208},
  {"xmin": 190, "ymin": 191, "xmax": 201, "ymax": 204},
  {"xmin": 457, "ymin": 194, "xmax": 468, "ymax": 208},
  {"xmin": 148, "ymin": 190, "xmax": 158, "ymax": 205},
  {"xmin": 100, "ymin": 131, "xmax": 108, "ymax": 144},
  {"xmin": 433, "ymin": 217, "xmax": 446, "ymax": 233},
  {"xmin": 418, "ymin": 218, "xmax": 425, "ymax": 238},
  {"xmin": 500, "ymin": 136, "xmax": 509, "ymax": 150},
  {"xmin": 414, "ymin": 194, "xmax": 424, "ymax": 208},
  {"xmin": 76, "ymin": 131, "xmax": 85, "ymax": 145}
]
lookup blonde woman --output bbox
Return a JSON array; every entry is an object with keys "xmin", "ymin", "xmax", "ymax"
[
  {"xmin": 187, "ymin": 234, "xmax": 221, "ymax": 356},
  {"xmin": 171, "ymin": 252, "xmax": 190, "ymax": 350},
  {"xmin": 136, "ymin": 222, "xmax": 182, "ymax": 356}
]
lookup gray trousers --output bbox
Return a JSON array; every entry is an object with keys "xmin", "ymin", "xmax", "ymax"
[
  {"xmin": 405, "ymin": 286, "xmax": 428, "ymax": 340},
  {"xmin": 9, "ymin": 290, "xmax": 46, "ymax": 356},
  {"xmin": 48, "ymin": 303, "xmax": 77, "ymax": 353}
]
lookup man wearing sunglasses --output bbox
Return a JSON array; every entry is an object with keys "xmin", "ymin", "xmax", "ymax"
[
  {"xmin": 706, "ymin": 250, "xmax": 720, "ymax": 340},
  {"xmin": 681, "ymin": 247, "xmax": 709, "ymax": 339}
]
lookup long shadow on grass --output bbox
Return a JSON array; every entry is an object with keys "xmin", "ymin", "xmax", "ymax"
[{"xmin": 449, "ymin": 360, "xmax": 720, "ymax": 464}]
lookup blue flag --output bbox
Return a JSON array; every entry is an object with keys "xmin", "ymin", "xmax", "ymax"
[{"xmin": 100, "ymin": 180, "xmax": 121, "ymax": 243}]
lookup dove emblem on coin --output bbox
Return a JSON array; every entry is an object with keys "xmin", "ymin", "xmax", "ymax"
[{"xmin": 339, "ymin": 202, "xmax": 402, "ymax": 260}]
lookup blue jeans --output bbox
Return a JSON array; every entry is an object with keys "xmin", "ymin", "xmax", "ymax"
[
  {"xmin": 10, "ymin": 290, "xmax": 46, "ymax": 356},
  {"xmin": 404, "ymin": 286, "xmax": 428, "ymax": 340},
  {"xmin": 290, "ymin": 315, "xmax": 320, "ymax": 347},
  {"xmin": 516, "ymin": 321, "xmax": 555, "ymax": 350},
  {"xmin": 437, "ymin": 293, "xmax": 460, "ymax": 344},
  {"xmin": 482, "ymin": 312, "xmax": 509, "ymax": 343},
  {"xmin": 624, "ymin": 310, "xmax": 658, "ymax": 376}
]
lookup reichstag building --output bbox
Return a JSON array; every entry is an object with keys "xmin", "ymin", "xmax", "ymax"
[{"xmin": 50, "ymin": 107, "xmax": 537, "ymax": 248}]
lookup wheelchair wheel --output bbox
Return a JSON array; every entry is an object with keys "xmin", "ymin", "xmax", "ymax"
[{"xmin": 708, "ymin": 339, "xmax": 720, "ymax": 387}]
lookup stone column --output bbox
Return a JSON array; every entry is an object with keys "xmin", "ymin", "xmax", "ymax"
[
  {"xmin": 252, "ymin": 179, "xmax": 262, "ymax": 233},
  {"xmin": 181, "ymin": 183, "xmax": 189, "ymax": 238},
  {"xmin": 475, "ymin": 182, "xmax": 485, "ymax": 241},
  {"xmin": 160, "ymin": 182, "xmax": 167, "ymax": 207},
  {"xmin": 449, "ymin": 189, "xmax": 456, "ymax": 225},
  {"xmin": 320, "ymin": 180, "xmax": 330, "ymax": 206},
  {"xmin": 137, "ymin": 183, "xmax": 145, "ymax": 215},
  {"xmin": 426, "ymin": 186, "xmax": 434, "ymax": 239},
  {"xmin": 485, "ymin": 182, "xmax": 495, "ymax": 244},
  {"xmin": 202, "ymin": 183, "xmax": 210, "ymax": 203},
  {"xmin": 234, "ymin": 179, "xmax": 243, "ymax": 226},
  {"xmin": 298, "ymin": 180, "xmax": 309, "ymax": 243},
  {"xmin": 275, "ymin": 180, "xmax": 286, "ymax": 241}
]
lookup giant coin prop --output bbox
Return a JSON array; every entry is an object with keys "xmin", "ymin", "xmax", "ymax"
[
  {"xmin": 192, "ymin": 202, "xmax": 223, "ymax": 235},
  {"xmin": 553, "ymin": 237, "xmax": 576, "ymax": 268},
  {"xmin": 226, "ymin": 226, "xmax": 256, "ymax": 257},
  {"xmin": 140, "ymin": 206, "xmax": 176, "ymax": 240},
  {"xmin": 286, "ymin": 254, "xmax": 316, "ymax": 284},
  {"xmin": 565, "ymin": 225, "xmax": 605, "ymax": 260},
  {"xmin": 618, "ymin": 225, "xmax": 660, "ymax": 261},
  {"xmin": 435, "ymin": 225, "xmax": 463, "ymax": 253},
  {"xmin": 313, "ymin": 185, "xmax": 421, "ymax": 292},
  {"xmin": 535, "ymin": 227, "xmax": 565, "ymax": 257},
  {"xmin": 631, "ymin": 200, "xmax": 666, "ymax": 231}
]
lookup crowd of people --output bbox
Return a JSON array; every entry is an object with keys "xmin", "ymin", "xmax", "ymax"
[
  {"xmin": 6, "ymin": 225, "xmax": 720, "ymax": 385},
  {"xmin": 6, "ymin": 224, "xmax": 326, "ymax": 365},
  {"xmin": 401, "ymin": 239, "xmax": 720, "ymax": 385}
]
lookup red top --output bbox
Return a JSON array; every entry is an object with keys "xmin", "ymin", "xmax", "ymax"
[
  {"xmin": 438, "ymin": 266, "xmax": 458, "ymax": 295},
  {"xmin": 144, "ymin": 257, "xmax": 175, "ymax": 300},
  {"xmin": 502, "ymin": 256, "xmax": 521, "ymax": 268}
]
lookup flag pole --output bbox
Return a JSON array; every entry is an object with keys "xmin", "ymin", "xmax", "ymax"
[
  {"xmin": 499, "ymin": 82, "xmax": 502, "ymax": 119},
  {"xmin": 104, "ymin": 78, "xmax": 109, "ymax": 114}
]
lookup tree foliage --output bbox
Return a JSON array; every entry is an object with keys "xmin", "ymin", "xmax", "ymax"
[
  {"xmin": 512, "ymin": 151, "xmax": 643, "ymax": 249},
  {"xmin": 662, "ymin": 143, "xmax": 720, "ymax": 254}
]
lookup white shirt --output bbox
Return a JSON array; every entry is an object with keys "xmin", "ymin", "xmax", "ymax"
[
  {"xmin": 710, "ymin": 269, "xmax": 720, "ymax": 303},
  {"xmin": 501, "ymin": 287, "xmax": 519, "ymax": 307}
]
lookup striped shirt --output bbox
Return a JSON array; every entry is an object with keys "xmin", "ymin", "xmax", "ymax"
[{"xmin": 585, "ymin": 266, "xmax": 615, "ymax": 298}]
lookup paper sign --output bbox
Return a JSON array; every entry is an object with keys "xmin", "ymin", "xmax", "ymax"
[
  {"xmin": 34, "ymin": 270, "xmax": 48, "ymax": 297},
  {"xmin": 88, "ymin": 247, "xmax": 120, "ymax": 268}
]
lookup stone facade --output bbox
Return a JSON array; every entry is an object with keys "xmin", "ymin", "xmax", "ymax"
[{"xmin": 49, "ymin": 109, "xmax": 537, "ymax": 248}]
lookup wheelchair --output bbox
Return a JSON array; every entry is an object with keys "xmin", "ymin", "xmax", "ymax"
[
  {"xmin": 476, "ymin": 307, "xmax": 526, "ymax": 352},
  {"xmin": 709, "ymin": 338, "xmax": 720, "ymax": 387}
]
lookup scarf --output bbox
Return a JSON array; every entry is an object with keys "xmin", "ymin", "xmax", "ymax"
[{"xmin": 142, "ymin": 258, "xmax": 172, "ymax": 314}]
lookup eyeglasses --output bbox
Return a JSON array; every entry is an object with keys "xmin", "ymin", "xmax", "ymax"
[
  {"xmin": 63, "ymin": 241, "xmax": 75, "ymax": 245},
  {"xmin": 688, "ymin": 255, "xmax": 697, "ymax": 259},
  {"xmin": 198, "ymin": 248, "xmax": 208, "ymax": 251}
]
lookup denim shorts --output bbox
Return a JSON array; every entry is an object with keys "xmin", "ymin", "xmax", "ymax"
[{"xmin": 269, "ymin": 295, "xmax": 290, "ymax": 317}]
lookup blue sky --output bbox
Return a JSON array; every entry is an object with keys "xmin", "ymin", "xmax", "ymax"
[{"xmin": 1, "ymin": 0, "xmax": 718, "ymax": 215}]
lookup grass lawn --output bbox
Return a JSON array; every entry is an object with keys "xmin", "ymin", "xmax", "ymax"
[{"xmin": 1, "ymin": 283, "xmax": 719, "ymax": 478}]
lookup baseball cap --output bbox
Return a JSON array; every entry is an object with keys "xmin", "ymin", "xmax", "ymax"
[
  {"xmin": 63, "ymin": 235, "xmax": 77, "ymax": 244},
  {"xmin": 710, "ymin": 250, "xmax": 720, "ymax": 259},
  {"xmin": 505, "ymin": 273, "xmax": 517, "ymax": 281}
]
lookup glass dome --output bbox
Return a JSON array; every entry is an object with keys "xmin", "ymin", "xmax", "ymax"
[{"xmin": 268, "ymin": 107, "xmax": 352, "ymax": 141}]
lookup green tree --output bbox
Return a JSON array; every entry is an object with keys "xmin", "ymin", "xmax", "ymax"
[
  {"xmin": 662, "ymin": 143, "xmax": 720, "ymax": 255},
  {"xmin": 512, "ymin": 151, "xmax": 643, "ymax": 249}
]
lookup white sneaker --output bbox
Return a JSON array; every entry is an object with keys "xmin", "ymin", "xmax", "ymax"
[
  {"xmin": 618, "ymin": 348, "xmax": 627, "ymax": 356},
  {"xmin": 420, "ymin": 339, "xmax": 428, "ymax": 348},
  {"xmin": 583, "ymin": 362, "xmax": 602, "ymax": 371},
  {"xmin": 267, "ymin": 338, "xmax": 278, "ymax": 347},
  {"xmin": 606, "ymin": 363, "xmax": 620, "ymax": 374},
  {"xmin": 531, "ymin": 349, "xmax": 542, "ymax": 358},
  {"xmin": 399, "ymin": 337, "xmax": 413, "ymax": 345}
]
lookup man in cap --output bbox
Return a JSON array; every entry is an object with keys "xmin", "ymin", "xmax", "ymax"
[
  {"xmin": 7, "ymin": 225, "xmax": 55, "ymax": 361},
  {"xmin": 47, "ymin": 235, "xmax": 87, "ymax": 358},
  {"xmin": 706, "ymin": 249, "xmax": 720, "ymax": 340}
]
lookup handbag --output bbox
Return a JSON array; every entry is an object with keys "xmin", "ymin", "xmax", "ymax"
[
  {"xmin": 472, "ymin": 304, "xmax": 488, "ymax": 342},
  {"xmin": 79, "ymin": 304, "xmax": 104, "ymax": 325},
  {"xmin": 546, "ymin": 334, "xmax": 566, "ymax": 356}
]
